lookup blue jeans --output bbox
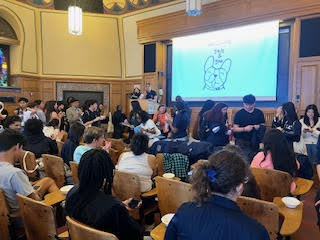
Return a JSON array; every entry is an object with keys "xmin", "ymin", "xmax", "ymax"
[{"xmin": 306, "ymin": 144, "xmax": 318, "ymax": 165}]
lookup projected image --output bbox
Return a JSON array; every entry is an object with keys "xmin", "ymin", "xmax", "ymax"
[{"xmin": 172, "ymin": 20, "xmax": 279, "ymax": 101}]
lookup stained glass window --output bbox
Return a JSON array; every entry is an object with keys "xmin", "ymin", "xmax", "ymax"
[{"xmin": 0, "ymin": 45, "xmax": 9, "ymax": 87}]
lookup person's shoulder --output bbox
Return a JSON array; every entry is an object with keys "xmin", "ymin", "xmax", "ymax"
[
  {"xmin": 240, "ymin": 213, "xmax": 269, "ymax": 237},
  {"xmin": 235, "ymin": 108, "xmax": 246, "ymax": 115},
  {"xmin": 254, "ymin": 108, "xmax": 264, "ymax": 115}
]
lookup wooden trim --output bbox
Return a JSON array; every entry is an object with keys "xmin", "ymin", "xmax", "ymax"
[
  {"xmin": 0, "ymin": 36, "xmax": 19, "ymax": 45},
  {"xmin": 137, "ymin": 0, "xmax": 320, "ymax": 43}
]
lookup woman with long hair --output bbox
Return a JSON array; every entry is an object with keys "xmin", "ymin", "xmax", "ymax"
[
  {"xmin": 44, "ymin": 101, "xmax": 59, "ymax": 123},
  {"xmin": 152, "ymin": 104, "xmax": 170, "ymax": 135},
  {"xmin": 165, "ymin": 150, "xmax": 269, "ymax": 240},
  {"xmin": 200, "ymin": 103, "xmax": 230, "ymax": 147},
  {"xmin": 192, "ymin": 100, "xmax": 215, "ymax": 139},
  {"xmin": 251, "ymin": 129, "xmax": 299, "ymax": 191},
  {"xmin": 300, "ymin": 104, "xmax": 320, "ymax": 165},
  {"xmin": 66, "ymin": 149, "xmax": 141, "ymax": 240},
  {"xmin": 272, "ymin": 101, "xmax": 301, "ymax": 148}
]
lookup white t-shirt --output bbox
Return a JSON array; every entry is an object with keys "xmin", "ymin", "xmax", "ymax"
[{"xmin": 117, "ymin": 152, "xmax": 153, "ymax": 192}]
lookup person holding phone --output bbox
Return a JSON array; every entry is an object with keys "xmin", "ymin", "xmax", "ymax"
[{"xmin": 66, "ymin": 149, "xmax": 142, "ymax": 240}]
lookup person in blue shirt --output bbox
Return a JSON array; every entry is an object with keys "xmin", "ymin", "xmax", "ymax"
[
  {"xmin": 167, "ymin": 101, "xmax": 190, "ymax": 141},
  {"xmin": 165, "ymin": 149, "xmax": 269, "ymax": 240}
]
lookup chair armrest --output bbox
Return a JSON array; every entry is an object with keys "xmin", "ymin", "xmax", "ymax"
[
  {"xmin": 141, "ymin": 188, "xmax": 158, "ymax": 198},
  {"xmin": 273, "ymin": 197, "xmax": 303, "ymax": 236},
  {"xmin": 57, "ymin": 231, "xmax": 69, "ymax": 239},
  {"xmin": 291, "ymin": 177, "xmax": 313, "ymax": 196}
]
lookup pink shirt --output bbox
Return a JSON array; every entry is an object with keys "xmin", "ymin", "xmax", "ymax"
[{"xmin": 251, "ymin": 152, "xmax": 299, "ymax": 193}]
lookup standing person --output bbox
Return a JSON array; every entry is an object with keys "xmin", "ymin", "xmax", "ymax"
[
  {"xmin": 44, "ymin": 101, "xmax": 61, "ymax": 123},
  {"xmin": 141, "ymin": 83, "xmax": 157, "ymax": 101},
  {"xmin": 66, "ymin": 98, "xmax": 83, "ymax": 126},
  {"xmin": 193, "ymin": 100, "xmax": 215, "ymax": 140},
  {"xmin": 165, "ymin": 150, "xmax": 269, "ymax": 240},
  {"xmin": 130, "ymin": 87, "xmax": 141, "ymax": 99},
  {"xmin": 82, "ymin": 100, "xmax": 105, "ymax": 127},
  {"xmin": 34, "ymin": 100, "xmax": 46, "ymax": 124},
  {"xmin": 200, "ymin": 103, "xmax": 230, "ymax": 147},
  {"xmin": 152, "ymin": 105, "xmax": 170, "ymax": 136},
  {"xmin": 112, "ymin": 105, "xmax": 127, "ymax": 139},
  {"xmin": 22, "ymin": 102, "xmax": 40, "ymax": 126},
  {"xmin": 14, "ymin": 97, "xmax": 28, "ymax": 118},
  {"xmin": 65, "ymin": 149, "xmax": 141, "ymax": 240},
  {"xmin": 167, "ymin": 101, "xmax": 190, "ymax": 141},
  {"xmin": 124, "ymin": 100, "xmax": 142, "ymax": 141},
  {"xmin": 233, "ymin": 94, "xmax": 265, "ymax": 157},
  {"xmin": 272, "ymin": 102, "xmax": 301, "ymax": 149},
  {"xmin": 300, "ymin": 104, "xmax": 320, "ymax": 165},
  {"xmin": 176, "ymin": 95, "xmax": 191, "ymax": 119}
]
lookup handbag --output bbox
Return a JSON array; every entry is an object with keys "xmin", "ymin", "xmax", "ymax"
[{"xmin": 107, "ymin": 112, "xmax": 114, "ymax": 133}]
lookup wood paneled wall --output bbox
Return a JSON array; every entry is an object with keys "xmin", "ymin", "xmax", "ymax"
[{"xmin": 0, "ymin": 74, "xmax": 142, "ymax": 115}]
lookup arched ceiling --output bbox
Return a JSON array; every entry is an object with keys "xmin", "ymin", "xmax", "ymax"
[{"xmin": 17, "ymin": 0, "xmax": 175, "ymax": 15}]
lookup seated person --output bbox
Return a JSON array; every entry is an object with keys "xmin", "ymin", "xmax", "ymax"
[
  {"xmin": 43, "ymin": 119, "xmax": 64, "ymax": 141},
  {"xmin": 165, "ymin": 150, "xmax": 269, "ymax": 240},
  {"xmin": 167, "ymin": 101, "xmax": 189, "ymax": 141},
  {"xmin": 61, "ymin": 122, "xmax": 85, "ymax": 166},
  {"xmin": 272, "ymin": 102, "xmax": 301, "ymax": 149},
  {"xmin": 117, "ymin": 133, "xmax": 157, "ymax": 193},
  {"xmin": 0, "ymin": 101, "xmax": 8, "ymax": 127},
  {"xmin": 152, "ymin": 105, "xmax": 170, "ymax": 135},
  {"xmin": 0, "ymin": 130, "xmax": 59, "ymax": 226},
  {"xmin": 66, "ymin": 149, "xmax": 141, "ymax": 240},
  {"xmin": 4, "ymin": 115, "xmax": 21, "ymax": 132},
  {"xmin": 136, "ymin": 111, "xmax": 161, "ymax": 147},
  {"xmin": 23, "ymin": 119, "xmax": 58, "ymax": 158},
  {"xmin": 193, "ymin": 100, "xmax": 215, "ymax": 140},
  {"xmin": 34, "ymin": 100, "xmax": 46, "ymax": 124},
  {"xmin": 73, "ymin": 126, "xmax": 108, "ymax": 163},
  {"xmin": 200, "ymin": 103, "xmax": 230, "ymax": 147},
  {"xmin": 22, "ymin": 102, "xmax": 40, "ymax": 126},
  {"xmin": 251, "ymin": 129, "xmax": 299, "ymax": 192}
]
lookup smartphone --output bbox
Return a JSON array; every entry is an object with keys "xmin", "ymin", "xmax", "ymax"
[{"xmin": 128, "ymin": 198, "xmax": 141, "ymax": 209}]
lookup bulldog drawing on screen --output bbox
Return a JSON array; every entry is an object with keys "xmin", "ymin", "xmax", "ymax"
[{"xmin": 204, "ymin": 55, "xmax": 231, "ymax": 91}]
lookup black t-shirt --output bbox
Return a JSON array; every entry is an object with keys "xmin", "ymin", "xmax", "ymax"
[
  {"xmin": 82, "ymin": 109, "xmax": 100, "ymax": 127},
  {"xmin": 233, "ymin": 108, "xmax": 265, "ymax": 142},
  {"xmin": 146, "ymin": 90, "xmax": 157, "ymax": 100}
]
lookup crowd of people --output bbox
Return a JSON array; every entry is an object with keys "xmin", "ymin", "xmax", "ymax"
[{"xmin": 0, "ymin": 88, "xmax": 320, "ymax": 240}]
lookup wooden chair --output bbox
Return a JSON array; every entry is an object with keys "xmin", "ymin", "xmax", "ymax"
[
  {"xmin": 16, "ymin": 193, "xmax": 68, "ymax": 240},
  {"xmin": 155, "ymin": 176, "xmax": 193, "ymax": 216},
  {"xmin": 42, "ymin": 154, "xmax": 65, "ymax": 188},
  {"xmin": 292, "ymin": 177, "xmax": 314, "ymax": 196},
  {"xmin": 109, "ymin": 148, "xmax": 121, "ymax": 165},
  {"xmin": 17, "ymin": 150, "xmax": 37, "ymax": 179},
  {"xmin": 237, "ymin": 196, "xmax": 279, "ymax": 240},
  {"xmin": 112, "ymin": 170, "xmax": 157, "ymax": 221},
  {"xmin": 56, "ymin": 140, "xmax": 64, "ymax": 157},
  {"xmin": 69, "ymin": 161, "xmax": 79, "ymax": 184},
  {"xmin": 60, "ymin": 133, "xmax": 68, "ymax": 143},
  {"xmin": 251, "ymin": 168, "xmax": 292, "ymax": 202},
  {"xmin": 0, "ymin": 189, "xmax": 10, "ymax": 240},
  {"xmin": 67, "ymin": 216, "xmax": 118, "ymax": 240},
  {"xmin": 106, "ymin": 138, "xmax": 125, "ymax": 152},
  {"xmin": 156, "ymin": 154, "xmax": 164, "ymax": 177}
]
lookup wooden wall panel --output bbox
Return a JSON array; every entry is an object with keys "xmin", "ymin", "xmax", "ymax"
[{"xmin": 137, "ymin": 0, "xmax": 320, "ymax": 43}]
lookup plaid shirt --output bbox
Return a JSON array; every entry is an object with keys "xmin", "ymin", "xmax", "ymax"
[{"xmin": 163, "ymin": 153, "xmax": 189, "ymax": 179}]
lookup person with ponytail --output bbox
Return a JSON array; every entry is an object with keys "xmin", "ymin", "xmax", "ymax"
[
  {"xmin": 165, "ymin": 150, "xmax": 269, "ymax": 240},
  {"xmin": 65, "ymin": 149, "xmax": 141, "ymax": 240}
]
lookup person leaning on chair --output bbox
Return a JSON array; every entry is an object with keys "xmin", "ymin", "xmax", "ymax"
[{"xmin": 0, "ymin": 129, "xmax": 59, "ymax": 229}]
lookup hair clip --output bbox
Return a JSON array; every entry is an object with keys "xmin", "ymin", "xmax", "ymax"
[{"xmin": 206, "ymin": 169, "xmax": 217, "ymax": 183}]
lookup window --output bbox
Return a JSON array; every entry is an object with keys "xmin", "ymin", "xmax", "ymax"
[{"xmin": 0, "ymin": 44, "xmax": 9, "ymax": 87}]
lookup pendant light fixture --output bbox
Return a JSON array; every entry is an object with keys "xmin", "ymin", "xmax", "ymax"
[
  {"xmin": 186, "ymin": 0, "xmax": 202, "ymax": 16},
  {"xmin": 68, "ymin": 0, "xmax": 82, "ymax": 35}
]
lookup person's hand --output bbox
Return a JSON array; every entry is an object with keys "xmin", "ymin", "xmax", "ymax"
[
  {"xmin": 93, "ymin": 117, "xmax": 101, "ymax": 122},
  {"xmin": 276, "ymin": 106, "xmax": 282, "ymax": 117},
  {"xmin": 244, "ymin": 125, "xmax": 254, "ymax": 132},
  {"xmin": 141, "ymin": 128, "xmax": 147, "ymax": 133},
  {"xmin": 99, "ymin": 116, "xmax": 106, "ymax": 120},
  {"xmin": 253, "ymin": 124, "xmax": 260, "ymax": 130},
  {"xmin": 78, "ymin": 109, "xmax": 83, "ymax": 116},
  {"xmin": 0, "ymin": 114, "xmax": 6, "ymax": 120},
  {"xmin": 122, "ymin": 198, "xmax": 142, "ymax": 211},
  {"xmin": 102, "ymin": 141, "xmax": 111, "ymax": 152}
]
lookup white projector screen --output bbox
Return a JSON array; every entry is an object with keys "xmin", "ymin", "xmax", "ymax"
[{"xmin": 171, "ymin": 20, "xmax": 280, "ymax": 101}]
